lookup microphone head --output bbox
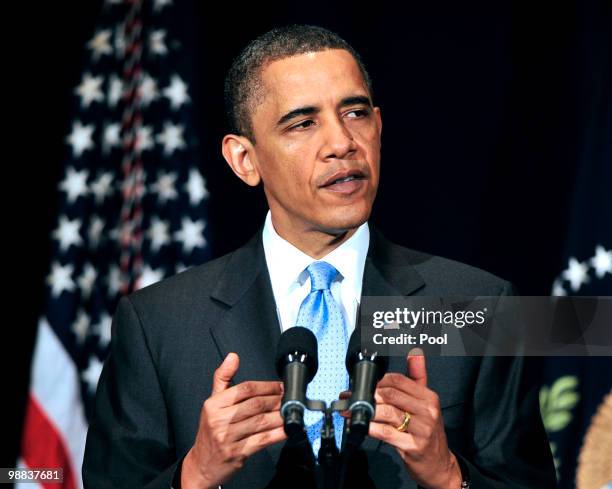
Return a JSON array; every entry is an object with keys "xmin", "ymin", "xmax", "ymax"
[
  {"xmin": 275, "ymin": 326, "xmax": 318, "ymax": 380},
  {"xmin": 345, "ymin": 330, "xmax": 389, "ymax": 380}
]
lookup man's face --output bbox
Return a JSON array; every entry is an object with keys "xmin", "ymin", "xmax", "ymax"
[{"xmin": 247, "ymin": 49, "xmax": 382, "ymax": 239}]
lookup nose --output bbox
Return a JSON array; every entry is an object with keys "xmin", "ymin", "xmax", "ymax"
[{"xmin": 321, "ymin": 116, "xmax": 357, "ymax": 160}]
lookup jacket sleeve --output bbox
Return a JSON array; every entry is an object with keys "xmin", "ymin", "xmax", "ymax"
[
  {"xmin": 452, "ymin": 283, "xmax": 557, "ymax": 488},
  {"xmin": 452, "ymin": 355, "xmax": 557, "ymax": 488},
  {"xmin": 82, "ymin": 296, "xmax": 181, "ymax": 489}
]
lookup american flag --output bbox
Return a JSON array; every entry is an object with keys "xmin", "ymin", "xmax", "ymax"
[{"xmin": 19, "ymin": 1, "xmax": 210, "ymax": 487}]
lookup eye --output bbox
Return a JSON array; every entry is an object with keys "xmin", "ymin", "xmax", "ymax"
[
  {"xmin": 345, "ymin": 108, "xmax": 370, "ymax": 118},
  {"xmin": 289, "ymin": 119, "xmax": 315, "ymax": 131}
]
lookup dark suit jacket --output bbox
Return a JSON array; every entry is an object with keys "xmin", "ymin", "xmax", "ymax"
[{"xmin": 82, "ymin": 228, "xmax": 556, "ymax": 488}]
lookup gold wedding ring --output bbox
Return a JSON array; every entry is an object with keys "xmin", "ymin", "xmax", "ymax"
[{"xmin": 396, "ymin": 411, "xmax": 411, "ymax": 432}]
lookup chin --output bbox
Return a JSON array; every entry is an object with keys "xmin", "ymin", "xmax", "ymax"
[{"xmin": 318, "ymin": 206, "xmax": 371, "ymax": 235}]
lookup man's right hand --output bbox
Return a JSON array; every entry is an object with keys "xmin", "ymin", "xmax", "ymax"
[{"xmin": 181, "ymin": 353, "xmax": 287, "ymax": 489}]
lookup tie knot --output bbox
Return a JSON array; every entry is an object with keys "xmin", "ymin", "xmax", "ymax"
[{"xmin": 306, "ymin": 261, "xmax": 338, "ymax": 291}]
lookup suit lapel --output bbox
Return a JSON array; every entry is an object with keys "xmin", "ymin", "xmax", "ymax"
[
  {"xmin": 208, "ymin": 230, "xmax": 284, "ymax": 472},
  {"xmin": 360, "ymin": 227, "xmax": 426, "ymax": 453},
  {"xmin": 209, "ymin": 230, "xmax": 280, "ymax": 383},
  {"xmin": 362, "ymin": 227, "xmax": 425, "ymax": 298},
  {"xmin": 363, "ymin": 227, "xmax": 427, "ymax": 375}
]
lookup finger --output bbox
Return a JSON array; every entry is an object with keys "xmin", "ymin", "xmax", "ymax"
[
  {"xmin": 368, "ymin": 421, "xmax": 417, "ymax": 453},
  {"xmin": 377, "ymin": 373, "xmax": 429, "ymax": 399},
  {"xmin": 339, "ymin": 390, "xmax": 352, "ymax": 400},
  {"xmin": 374, "ymin": 388, "xmax": 429, "ymax": 416},
  {"xmin": 372, "ymin": 403, "xmax": 430, "ymax": 437},
  {"xmin": 217, "ymin": 381, "xmax": 283, "ymax": 408},
  {"xmin": 407, "ymin": 348, "xmax": 427, "ymax": 387},
  {"xmin": 223, "ymin": 395, "xmax": 282, "ymax": 424},
  {"xmin": 237, "ymin": 426, "xmax": 288, "ymax": 458},
  {"xmin": 229, "ymin": 410, "xmax": 285, "ymax": 441},
  {"xmin": 212, "ymin": 353, "xmax": 240, "ymax": 395},
  {"xmin": 373, "ymin": 402, "xmax": 407, "ymax": 426}
]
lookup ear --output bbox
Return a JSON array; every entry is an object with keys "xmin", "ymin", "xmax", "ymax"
[
  {"xmin": 373, "ymin": 106, "xmax": 382, "ymax": 138},
  {"xmin": 221, "ymin": 134, "xmax": 261, "ymax": 187}
]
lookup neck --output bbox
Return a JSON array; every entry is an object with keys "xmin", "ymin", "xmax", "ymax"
[{"xmin": 270, "ymin": 215, "xmax": 359, "ymax": 259}]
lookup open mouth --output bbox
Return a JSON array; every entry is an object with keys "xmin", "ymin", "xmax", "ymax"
[
  {"xmin": 329, "ymin": 175, "xmax": 363, "ymax": 185},
  {"xmin": 320, "ymin": 169, "xmax": 367, "ymax": 195},
  {"xmin": 321, "ymin": 170, "xmax": 366, "ymax": 188}
]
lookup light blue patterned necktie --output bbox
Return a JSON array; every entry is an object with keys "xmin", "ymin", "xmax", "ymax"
[{"xmin": 295, "ymin": 261, "xmax": 349, "ymax": 457}]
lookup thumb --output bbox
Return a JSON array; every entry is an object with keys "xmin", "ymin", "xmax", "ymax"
[
  {"xmin": 406, "ymin": 347, "xmax": 427, "ymax": 387},
  {"xmin": 212, "ymin": 352, "xmax": 240, "ymax": 394}
]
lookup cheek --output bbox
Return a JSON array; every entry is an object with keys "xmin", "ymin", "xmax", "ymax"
[
  {"xmin": 278, "ymin": 142, "xmax": 316, "ymax": 188},
  {"xmin": 261, "ymin": 143, "xmax": 314, "ymax": 197},
  {"xmin": 350, "ymin": 123, "xmax": 381, "ymax": 154}
]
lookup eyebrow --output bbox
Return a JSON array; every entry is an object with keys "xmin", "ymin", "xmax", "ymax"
[{"xmin": 275, "ymin": 95, "xmax": 372, "ymax": 127}]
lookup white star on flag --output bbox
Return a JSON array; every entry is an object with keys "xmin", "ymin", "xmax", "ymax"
[
  {"xmin": 91, "ymin": 172, "xmax": 115, "ymax": 204},
  {"xmin": 93, "ymin": 313, "xmax": 112, "ymax": 348},
  {"xmin": 72, "ymin": 310, "xmax": 90, "ymax": 345},
  {"xmin": 87, "ymin": 29, "xmax": 113, "ymax": 61},
  {"xmin": 552, "ymin": 279, "xmax": 567, "ymax": 296},
  {"xmin": 53, "ymin": 216, "xmax": 83, "ymax": 252},
  {"xmin": 75, "ymin": 73, "xmax": 105, "ymax": 108},
  {"xmin": 562, "ymin": 257, "xmax": 590, "ymax": 291},
  {"xmin": 88, "ymin": 216, "xmax": 105, "ymax": 247},
  {"xmin": 78, "ymin": 263, "xmax": 98, "ymax": 299},
  {"xmin": 135, "ymin": 125, "xmax": 155, "ymax": 152},
  {"xmin": 147, "ymin": 217, "xmax": 171, "ymax": 252},
  {"xmin": 59, "ymin": 167, "xmax": 89, "ymax": 203},
  {"xmin": 590, "ymin": 245, "xmax": 612, "ymax": 278},
  {"xmin": 137, "ymin": 265, "xmax": 165, "ymax": 290},
  {"xmin": 107, "ymin": 265, "xmax": 123, "ymax": 299},
  {"xmin": 184, "ymin": 169, "xmax": 209, "ymax": 205},
  {"xmin": 83, "ymin": 357, "xmax": 104, "ymax": 394},
  {"xmin": 156, "ymin": 122, "xmax": 186, "ymax": 155},
  {"xmin": 108, "ymin": 224, "xmax": 121, "ymax": 243},
  {"xmin": 139, "ymin": 74, "xmax": 159, "ymax": 107},
  {"xmin": 149, "ymin": 30, "xmax": 168, "ymax": 56},
  {"xmin": 151, "ymin": 172, "xmax": 178, "ymax": 203},
  {"xmin": 66, "ymin": 121, "xmax": 95, "ymax": 157},
  {"xmin": 114, "ymin": 23, "xmax": 126, "ymax": 58},
  {"xmin": 103, "ymin": 123, "xmax": 121, "ymax": 153},
  {"xmin": 108, "ymin": 75, "xmax": 124, "ymax": 107},
  {"xmin": 174, "ymin": 218, "xmax": 206, "ymax": 253},
  {"xmin": 153, "ymin": 0, "xmax": 173, "ymax": 12},
  {"xmin": 47, "ymin": 262, "xmax": 76, "ymax": 298},
  {"xmin": 162, "ymin": 74, "xmax": 190, "ymax": 109}
]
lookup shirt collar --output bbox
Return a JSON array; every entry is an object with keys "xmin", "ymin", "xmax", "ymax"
[{"xmin": 262, "ymin": 210, "xmax": 370, "ymax": 300}]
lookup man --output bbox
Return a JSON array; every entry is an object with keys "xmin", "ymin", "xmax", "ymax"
[{"xmin": 83, "ymin": 25, "xmax": 556, "ymax": 488}]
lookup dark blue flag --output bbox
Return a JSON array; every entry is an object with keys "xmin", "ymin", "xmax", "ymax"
[{"xmin": 540, "ymin": 5, "xmax": 612, "ymax": 486}]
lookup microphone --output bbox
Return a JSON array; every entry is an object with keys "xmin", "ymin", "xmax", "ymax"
[
  {"xmin": 344, "ymin": 330, "xmax": 389, "ymax": 446},
  {"xmin": 275, "ymin": 326, "xmax": 318, "ymax": 437}
]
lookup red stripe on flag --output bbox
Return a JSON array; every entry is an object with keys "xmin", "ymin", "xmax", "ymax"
[{"xmin": 21, "ymin": 394, "xmax": 77, "ymax": 489}]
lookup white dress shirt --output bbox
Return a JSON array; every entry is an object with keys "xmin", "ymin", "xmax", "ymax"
[{"xmin": 262, "ymin": 211, "xmax": 370, "ymax": 335}]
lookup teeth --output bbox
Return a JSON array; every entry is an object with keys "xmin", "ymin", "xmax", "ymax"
[{"xmin": 333, "ymin": 176, "xmax": 356, "ymax": 184}]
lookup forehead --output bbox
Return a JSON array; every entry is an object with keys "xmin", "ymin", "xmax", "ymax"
[{"xmin": 258, "ymin": 49, "xmax": 370, "ymax": 116}]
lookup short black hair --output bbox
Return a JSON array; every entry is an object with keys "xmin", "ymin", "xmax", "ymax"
[{"xmin": 224, "ymin": 24, "xmax": 373, "ymax": 142}]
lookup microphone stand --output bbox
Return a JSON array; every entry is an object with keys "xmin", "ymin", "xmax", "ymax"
[
  {"xmin": 318, "ymin": 408, "xmax": 339, "ymax": 489},
  {"xmin": 304, "ymin": 398, "xmax": 369, "ymax": 489}
]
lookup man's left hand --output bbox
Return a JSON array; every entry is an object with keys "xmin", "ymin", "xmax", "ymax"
[{"xmin": 368, "ymin": 351, "xmax": 463, "ymax": 489}]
